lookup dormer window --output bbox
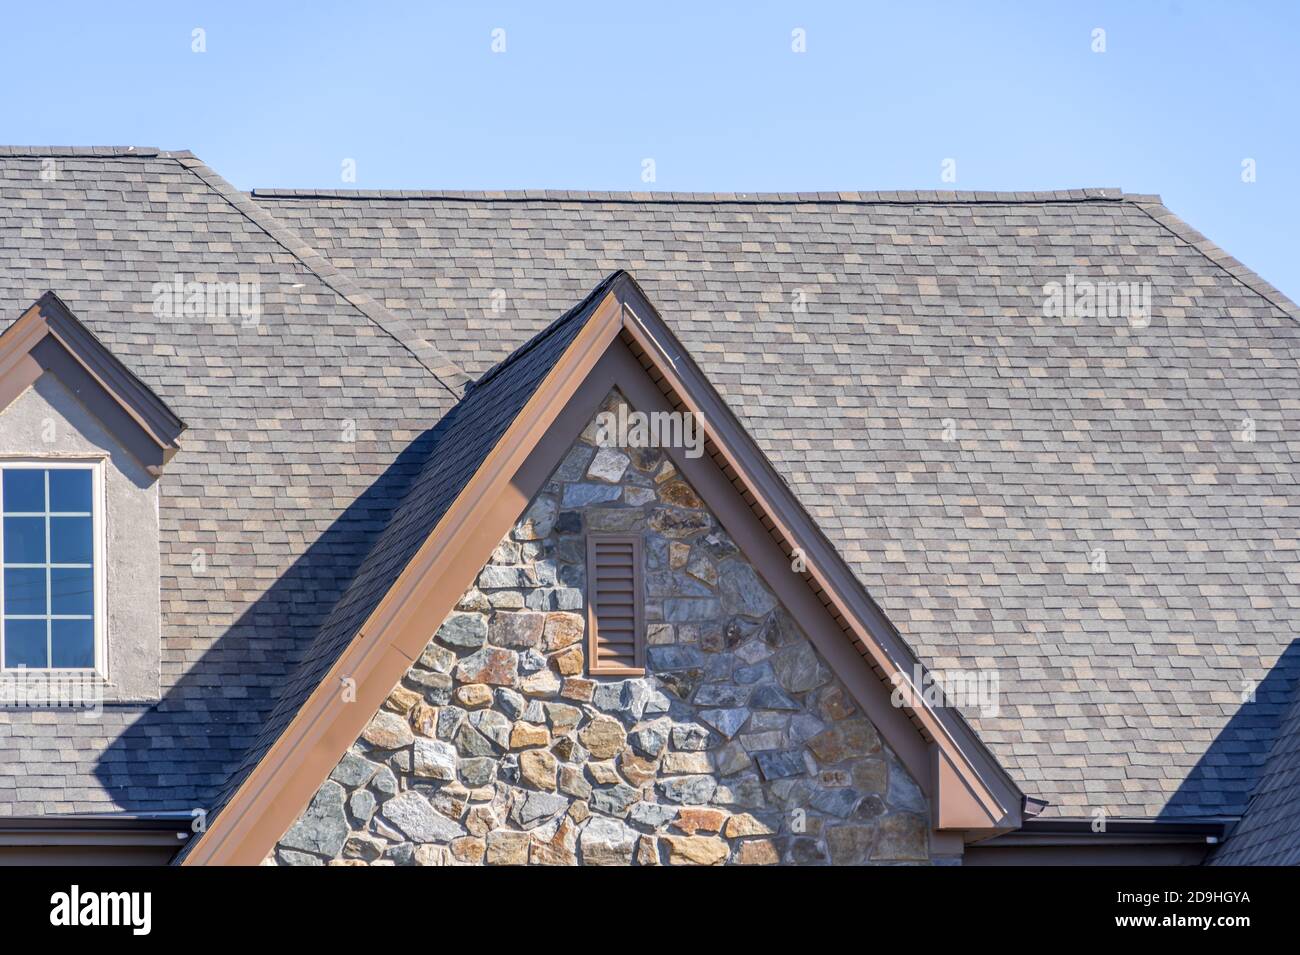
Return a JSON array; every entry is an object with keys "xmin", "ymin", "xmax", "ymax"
[{"xmin": 1, "ymin": 462, "xmax": 102, "ymax": 670}]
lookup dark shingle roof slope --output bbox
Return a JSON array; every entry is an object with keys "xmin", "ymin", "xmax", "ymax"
[
  {"xmin": 0, "ymin": 149, "xmax": 460, "ymax": 813},
  {"xmin": 254, "ymin": 187, "xmax": 1300, "ymax": 820},
  {"xmin": 180, "ymin": 271, "xmax": 622, "ymax": 860},
  {"xmin": 1211, "ymin": 681, "xmax": 1300, "ymax": 865}
]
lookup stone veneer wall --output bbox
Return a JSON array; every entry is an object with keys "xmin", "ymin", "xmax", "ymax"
[{"xmin": 270, "ymin": 392, "xmax": 931, "ymax": 865}]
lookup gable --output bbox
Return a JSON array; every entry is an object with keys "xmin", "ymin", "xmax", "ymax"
[
  {"xmin": 271, "ymin": 389, "xmax": 933, "ymax": 865},
  {"xmin": 182, "ymin": 273, "xmax": 1018, "ymax": 865}
]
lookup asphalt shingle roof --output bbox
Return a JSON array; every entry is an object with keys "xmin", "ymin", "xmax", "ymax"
[
  {"xmin": 0, "ymin": 149, "xmax": 458, "ymax": 813},
  {"xmin": 253, "ymin": 188, "xmax": 1300, "ymax": 821},
  {"xmin": 2, "ymin": 149, "xmax": 1297, "ymax": 846}
]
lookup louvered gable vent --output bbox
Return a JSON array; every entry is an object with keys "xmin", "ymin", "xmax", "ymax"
[{"xmin": 586, "ymin": 535, "xmax": 644, "ymax": 675}]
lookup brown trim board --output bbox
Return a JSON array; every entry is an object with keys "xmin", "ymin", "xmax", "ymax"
[
  {"xmin": 184, "ymin": 275, "xmax": 1020, "ymax": 864},
  {"xmin": 0, "ymin": 293, "xmax": 186, "ymax": 472}
]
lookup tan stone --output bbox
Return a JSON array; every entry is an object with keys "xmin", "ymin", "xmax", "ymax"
[
  {"xmin": 509, "ymin": 721, "xmax": 549, "ymax": 749},
  {"xmin": 663, "ymin": 835, "xmax": 729, "ymax": 866},
  {"xmin": 673, "ymin": 807, "xmax": 727, "ymax": 835},
  {"xmin": 454, "ymin": 683, "xmax": 493, "ymax": 708},
  {"xmin": 412, "ymin": 844, "xmax": 453, "ymax": 866},
  {"xmin": 588, "ymin": 760, "xmax": 622, "ymax": 786},
  {"xmin": 826, "ymin": 825, "xmax": 875, "ymax": 865},
  {"xmin": 552, "ymin": 646, "xmax": 584, "ymax": 675},
  {"xmin": 485, "ymin": 829, "xmax": 530, "ymax": 865},
  {"xmin": 646, "ymin": 623, "xmax": 675, "ymax": 645},
  {"xmin": 724, "ymin": 813, "xmax": 774, "ymax": 838},
  {"xmin": 542, "ymin": 612, "xmax": 584, "ymax": 651},
  {"xmin": 873, "ymin": 813, "xmax": 928, "ymax": 861},
  {"xmin": 807, "ymin": 719, "xmax": 881, "ymax": 765},
  {"xmin": 561, "ymin": 677, "xmax": 595, "ymax": 702},
  {"xmin": 568, "ymin": 800, "xmax": 591, "ymax": 824},
  {"xmin": 662, "ymin": 751, "xmax": 711, "ymax": 775},
  {"xmin": 735, "ymin": 839, "xmax": 780, "ymax": 865},
  {"xmin": 546, "ymin": 703, "xmax": 582, "ymax": 735},
  {"xmin": 559, "ymin": 764, "xmax": 592, "ymax": 799},
  {"xmin": 361, "ymin": 710, "xmax": 414, "ymax": 749},
  {"xmin": 637, "ymin": 835, "xmax": 661, "ymax": 866},
  {"xmin": 654, "ymin": 460, "xmax": 677, "ymax": 484},
  {"xmin": 328, "ymin": 859, "xmax": 367, "ymax": 866},
  {"xmin": 521, "ymin": 668, "xmax": 561, "ymax": 697},
  {"xmin": 409, "ymin": 702, "xmax": 438, "ymax": 738},
  {"xmin": 530, "ymin": 818, "xmax": 578, "ymax": 865},
  {"xmin": 383, "ymin": 685, "xmax": 421, "ymax": 714},
  {"xmin": 659, "ymin": 480, "xmax": 703, "ymax": 509},
  {"xmin": 818, "ymin": 684, "xmax": 857, "ymax": 721},
  {"xmin": 669, "ymin": 541, "xmax": 691, "ymax": 570},
  {"xmin": 520, "ymin": 749, "xmax": 558, "ymax": 791},
  {"xmin": 851, "ymin": 758, "xmax": 888, "ymax": 794},
  {"xmin": 465, "ymin": 805, "xmax": 497, "ymax": 837},
  {"xmin": 579, "ymin": 715, "xmax": 627, "ymax": 759},
  {"xmin": 450, "ymin": 836, "xmax": 485, "ymax": 865},
  {"xmin": 618, "ymin": 751, "xmax": 658, "ymax": 787}
]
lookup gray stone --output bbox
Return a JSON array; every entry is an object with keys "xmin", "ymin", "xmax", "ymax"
[
  {"xmin": 628, "ymin": 801, "xmax": 678, "ymax": 831},
  {"xmin": 278, "ymin": 849, "xmax": 323, "ymax": 867},
  {"xmin": 370, "ymin": 766, "xmax": 399, "ymax": 797},
  {"xmin": 648, "ymin": 507, "xmax": 712, "ymax": 538},
  {"xmin": 755, "ymin": 750, "xmax": 806, "ymax": 781},
  {"xmin": 658, "ymin": 775, "xmax": 718, "ymax": 805},
  {"xmin": 698, "ymin": 530, "xmax": 739, "ymax": 561},
  {"xmin": 330, "ymin": 751, "xmax": 380, "ymax": 788},
  {"xmin": 408, "ymin": 669, "xmax": 454, "ymax": 705},
  {"xmin": 468, "ymin": 709, "xmax": 512, "ymax": 749},
  {"xmin": 562, "ymin": 482, "xmax": 622, "ymax": 507},
  {"xmin": 455, "ymin": 723, "xmax": 495, "ymax": 758},
  {"xmin": 412, "ymin": 738, "xmax": 458, "ymax": 780},
  {"xmin": 459, "ymin": 756, "xmax": 498, "ymax": 787},
  {"xmin": 436, "ymin": 706, "xmax": 467, "ymax": 743},
  {"xmin": 512, "ymin": 789, "xmax": 569, "ymax": 828},
  {"xmin": 478, "ymin": 565, "xmax": 539, "ymax": 589},
  {"xmin": 496, "ymin": 687, "xmax": 526, "ymax": 720},
  {"xmin": 591, "ymin": 782, "xmax": 641, "ymax": 816},
  {"xmin": 380, "ymin": 791, "xmax": 466, "ymax": 843},
  {"xmin": 694, "ymin": 684, "xmax": 752, "ymax": 707},
  {"xmin": 647, "ymin": 645, "xmax": 706, "ymax": 671},
  {"xmin": 699, "ymin": 708, "xmax": 749, "ymax": 739},
  {"xmin": 772, "ymin": 643, "xmax": 830, "ymax": 693},
  {"xmin": 718, "ymin": 561, "xmax": 778, "ymax": 617},
  {"xmin": 554, "ymin": 444, "xmax": 594, "ymax": 482},
  {"xmin": 513, "ymin": 496, "xmax": 557, "ymax": 541},
  {"xmin": 349, "ymin": 789, "xmax": 377, "ymax": 824},
  {"xmin": 663, "ymin": 598, "xmax": 723, "ymax": 622},
  {"xmin": 888, "ymin": 761, "xmax": 928, "ymax": 813},
  {"xmin": 436, "ymin": 612, "xmax": 488, "ymax": 649},
  {"xmin": 280, "ymin": 781, "xmax": 349, "ymax": 857},
  {"xmin": 587, "ymin": 447, "xmax": 631, "ymax": 483},
  {"xmin": 810, "ymin": 787, "xmax": 860, "ymax": 817},
  {"xmin": 734, "ymin": 661, "xmax": 775, "ymax": 685},
  {"xmin": 518, "ymin": 648, "xmax": 547, "ymax": 674},
  {"xmin": 629, "ymin": 724, "xmax": 668, "ymax": 758},
  {"xmin": 580, "ymin": 816, "xmax": 637, "ymax": 865},
  {"xmin": 750, "ymin": 684, "xmax": 800, "ymax": 710},
  {"xmin": 670, "ymin": 723, "xmax": 712, "ymax": 751}
]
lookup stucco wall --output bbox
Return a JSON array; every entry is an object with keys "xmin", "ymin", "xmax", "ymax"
[
  {"xmin": 0, "ymin": 374, "xmax": 161, "ymax": 700},
  {"xmin": 271, "ymin": 392, "xmax": 930, "ymax": 865}
]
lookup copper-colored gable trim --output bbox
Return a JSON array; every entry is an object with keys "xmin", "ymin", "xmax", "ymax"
[
  {"xmin": 184, "ymin": 274, "xmax": 1019, "ymax": 865},
  {"xmin": 0, "ymin": 294, "xmax": 186, "ymax": 472},
  {"xmin": 182, "ymin": 291, "xmax": 624, "ymax": 865}
]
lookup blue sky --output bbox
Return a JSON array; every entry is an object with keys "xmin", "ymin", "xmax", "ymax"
[{"xmin": 3, "ymin": 2, "xmax": 1296, "ymax": 300}]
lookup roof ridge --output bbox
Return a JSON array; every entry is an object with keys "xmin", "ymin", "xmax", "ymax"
[
  {"xmin": 252, "ymin": 187, "xmax": 1128, "ymax": 205},
  {"xmin": 169, "ymin": 155, "xmax": 471, "ymax": 397},
  {"xmin": 1130, "ymin": 197, "xmax": 1300, "ymax": 322},
  {"xmin": 0, "ymin": 145, "xmax": 161, "ymax": 157}
]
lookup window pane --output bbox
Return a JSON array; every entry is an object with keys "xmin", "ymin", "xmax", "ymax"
[
  {"xmin": 3, "ymin": 568, "xmax": 46, "ymax": 614},
  {"xmin": 50, "ymin": 567, "xmax": 93, "ymax": 615},
  {"xmin": 3, "ymin": 516, "xmax": 45, "ymax": 563},
  {"xmin": 2, "ymin": 469, "xmax": 44, "ymax": 513},
  {"xmin": 4, "ymin": 618, "xmax": 47, "ymax": 668},
  {"xmin": 51, "ymin": 619, "xmax": 94, "ymax": 668},
  {"xmin": 49, "ymin": 469, "xmax": 92, "ymax": 513},
  {"xmin": 49, "ymin": 517, "xmax": 92, "ymax": 564}
]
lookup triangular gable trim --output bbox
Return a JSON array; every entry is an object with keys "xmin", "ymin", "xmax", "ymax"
[
  {"xmin": 0, "ymin": 293, "xmax": 185, "ymax": 473},
  {"xmin": 183, "ymin": 274, "xmax": 1020, "ymax": 865}
]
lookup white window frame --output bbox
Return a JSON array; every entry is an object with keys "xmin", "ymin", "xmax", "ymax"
[{"xmin": 0, "ymin": 457, "xmax": 107, "ymax": 674}]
